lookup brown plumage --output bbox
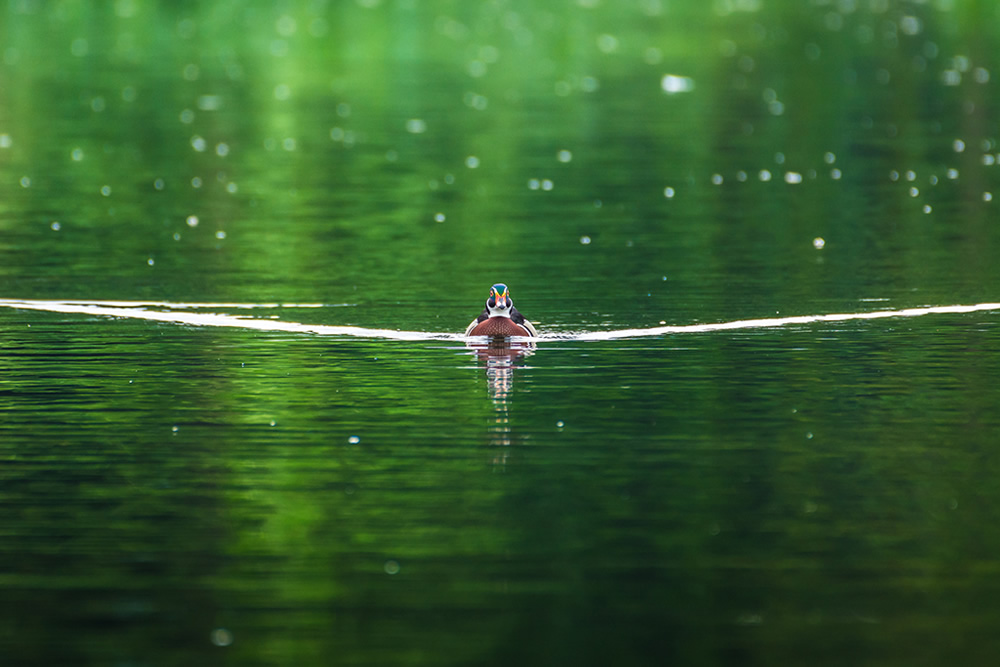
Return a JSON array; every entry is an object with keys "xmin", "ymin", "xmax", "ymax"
[{"xmin": 467, "ymin": 316, "xmax": 533, "ymax": 337}]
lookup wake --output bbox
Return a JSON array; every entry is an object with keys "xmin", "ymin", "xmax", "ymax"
[{"xmin": 0, "ymin": 299, "xmax": 997, "ymax": 342}]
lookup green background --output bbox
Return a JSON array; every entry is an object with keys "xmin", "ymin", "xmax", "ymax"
[{"xmin": 2, "ymin": 1, "xmax": 1000, "ymax": 665}]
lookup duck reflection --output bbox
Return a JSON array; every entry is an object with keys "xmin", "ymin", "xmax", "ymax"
[{"xmin": 465, "ymin": 338, "xmax": 535, "ymax": 470}]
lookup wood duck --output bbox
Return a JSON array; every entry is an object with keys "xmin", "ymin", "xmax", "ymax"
[{"xmin": 464, "ymin": 283, "xmax": 538, "ymax": 337}]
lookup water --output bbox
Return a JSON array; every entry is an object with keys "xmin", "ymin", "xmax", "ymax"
[
  {"xmin": 3, "ymin": 2, "xmax": 1000, "ymax": 665},
  {"xmin": 3, "ymin": 300, "xmax": 1000, "ymax": 665}
]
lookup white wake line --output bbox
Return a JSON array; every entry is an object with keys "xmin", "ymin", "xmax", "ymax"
[
  {"xmin": 0, "ymin": 299, "xmax": 997, "ymax": 342},
  {"xmin": 19, "ymin": 299, "xmax": 335, "ymax": 309},
  {"xmin": 559, "ymin": 302, "xmax": 1000, "ymax": 340},
  {"xmin": 0, "ymin": 299, "xmax": 462, "ymax": 341}
]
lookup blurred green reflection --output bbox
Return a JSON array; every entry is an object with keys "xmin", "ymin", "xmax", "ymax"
[{"xmin": 2, "ymin": 1, "xmax": 1000, "ymax": 665}]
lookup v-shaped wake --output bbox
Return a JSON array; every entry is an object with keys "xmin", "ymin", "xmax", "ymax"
[{"xmin": 0, "ymin": 299, "xmax": 996, "ymax": 341}]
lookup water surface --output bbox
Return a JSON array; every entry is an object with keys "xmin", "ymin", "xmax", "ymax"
[{"xmin": 3, "ymin": 2, "xmax": 1000, "ymax": 665}]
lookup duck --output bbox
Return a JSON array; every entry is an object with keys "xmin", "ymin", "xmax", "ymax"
[{"xmin": 464, "ymin": 283, "xmax": 538, "ymax": 337}]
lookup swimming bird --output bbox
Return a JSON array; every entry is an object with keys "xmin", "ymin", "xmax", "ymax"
[{"xmin": 464, "ymin": 283, "xmax": 538, "ymax": 337}]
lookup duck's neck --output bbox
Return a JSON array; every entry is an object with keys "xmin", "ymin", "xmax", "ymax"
[{"xmin": 487, "ymin": 304, "xmax": 512, "ymax": 318}]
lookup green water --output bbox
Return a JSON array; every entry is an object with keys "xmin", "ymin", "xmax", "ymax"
[{"xmin": 3, "ymin": 2, "xmax": 1000, "ymax": 665}]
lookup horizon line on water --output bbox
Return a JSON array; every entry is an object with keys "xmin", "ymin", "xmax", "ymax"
[{"xmin": 0, "ymin": 299, "xmax": 997, "ymax": 342}]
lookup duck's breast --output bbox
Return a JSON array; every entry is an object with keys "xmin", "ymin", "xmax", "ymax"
[{"xmin": 468, "ymin": 316, "xmax": 530, "ymax": 337}]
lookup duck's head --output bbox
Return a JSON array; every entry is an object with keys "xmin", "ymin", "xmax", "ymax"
[{"xmin": 486, "ymin": 283, "xmax": 512, "ymax": 317}]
